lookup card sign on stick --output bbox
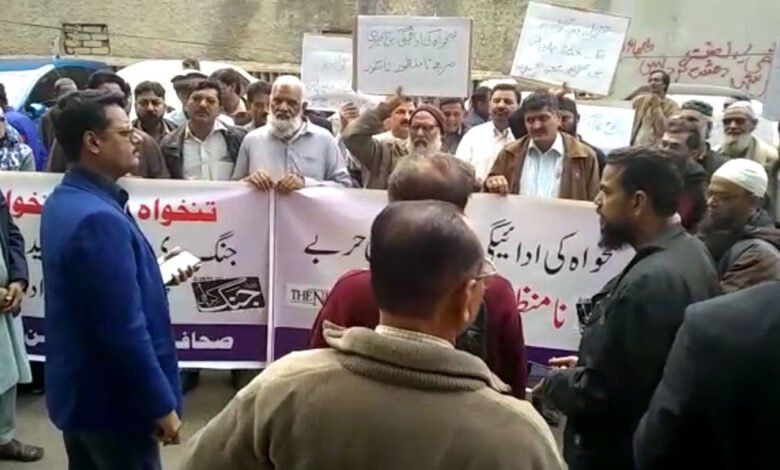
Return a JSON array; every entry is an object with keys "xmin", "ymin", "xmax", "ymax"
[
  {"xmin": 353, "ymin": 16, "xmax": 472, "ymax": 97},
  {"xmin": 510, "ymin": 2, "xmax": 630, "ymax": 96},
  {"xmin": 761, "ymin": 38, "xmax": 780, "ymax": 121}
]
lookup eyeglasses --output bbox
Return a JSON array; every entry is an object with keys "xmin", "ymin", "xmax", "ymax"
[
  {"xmin": 102, "ymin": 127, "xmax": 136, "ymax": 139},
  {"xmin": 476, "ymin": 257, "xmax": 498, "ymax": 280}
]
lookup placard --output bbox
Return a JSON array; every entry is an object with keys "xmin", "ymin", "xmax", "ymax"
[
  {"xmin": 762, "ymin": 38, "xmax": 780, "ymax": 121},
  {"xmin": 353, "ymin": 15, "xmax": 472, "ymax": 97},
  {"xmin": 510, "ymin": 2, "xmax": 630, "ymax": 96},
  {"xmin": 576, "ymin": 101, "xmax": 635, "ymax": 153}
]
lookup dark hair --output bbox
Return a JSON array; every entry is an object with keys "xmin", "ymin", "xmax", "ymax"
[
  {"xmin": 490, "ymin": 83, "xmax": 521, "ymax": 104},
  {"xmin": 210, "ymin": 68, "xmax": 244, "ymax": 95},
  {"xmin": 388, "ymin": 153, "xmax": 476, "ymax": 210},
  {"xmin": 666, "ymin": 117, "xmax": 703, "ymax": 151},
  {"xmin": 439, "ymin": 97, "xmax": 465, "ymax": 108},
  {"xmin": 606, "ymin": 147, "xmax": 683, "ymax": 217},
  {"xmin": 182, "ymin": 58, "xmax": 200, "ymax": 70},
  {"xmin": 558, "ymin": 96, "xmax": 578, "ymax": 116},
  {"xmin": 87, "ymin": 70, "xmax": 131, "ymax": 99},
  {"xmin": 649, "ymin": 69, "xmax": 671, "ymax": 91},
  {"xmin": 470, "ymin": 86, "xmax": 490, "ymax": 104},
  {"xmin": 134, "ymin": 81, "xmax": 166, "ymax": 100},
  {"xmin": 0, "ymin": 83, "xmax": 6, "ymax": 106},
  {"xmin": 370, "ymin": 200, "xmax": 483, "ymax": 318},
  {"xmin": 51, "ymin": 90, "xmax": 127, "ymax": 163},
  {"xmin": 246, "ymin": 80, "xmax": 272, "ymax": 102},
  {"xmin": 188, "ymin": 79, "xmax": 223, "ymax": 104},
  {"xmin": 681, "ymin": 100, "xmax": 713, "ymax": 118},
  {"xmin": 521, "ymin": 91, "xmax": 560, "ymax": 114},
  {"xmin": 508, "ymin": 108, "xmax": 528, "ymax": 139}
]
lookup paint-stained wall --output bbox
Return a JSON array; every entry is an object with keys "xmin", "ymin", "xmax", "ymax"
[{"xmin": 0, "ymin": 0, "xmax": 776, "ymax": 97}]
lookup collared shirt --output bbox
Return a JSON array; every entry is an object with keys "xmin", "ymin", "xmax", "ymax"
[
  {"xmin": 442, "ymin": 127, "xmax": 465, "ymax": 154},
  {"xmin": 69, "ymin": 165, "xmax": 128, "ymax": 207},
  {"xmin": 456, "ymin": 122, "xmax": 515, "ymax": 181},
  {"xmin": 520, "ymin": 133, "xmax": 565, "ymax": 199},
  {"xmin": 463, "ymin": 110, "xmax": 487, "ymax": 132},
  {"xmin": 182, "ymin": 120, "xmax": 235, "ymax": 181},
  {"xmin": 133, "ymin": 118, "xmax": 178, "ymax": 144},
  {"xmin": 232, "ymin": 121, "xmax": 352, "ymax": 187},
  {"xmin": 375, "ymin": 325, "xmax": 454, "ymax": 349},
  {"xmin": 166, "ymin": 109, "xmax": 235, "ymax": 128}
]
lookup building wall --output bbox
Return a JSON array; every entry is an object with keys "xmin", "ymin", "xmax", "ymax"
[{"xmin": 0, "ymin": 0, "xmax": 776, "ymax": 97}]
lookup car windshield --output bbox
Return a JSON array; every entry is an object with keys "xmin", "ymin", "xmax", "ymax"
[{"xmin": 0, "ymin": 69, "xmax": 41, "ymax": 109}]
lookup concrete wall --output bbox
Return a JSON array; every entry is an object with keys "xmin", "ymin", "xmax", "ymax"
[{"xmin": 0, "ymin": 0, "xmax": 776, "ymax": 97}]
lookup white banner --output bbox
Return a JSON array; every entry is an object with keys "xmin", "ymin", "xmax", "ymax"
[
  {"xmin": 2, "ymin": 173, "xmax": 270, "ymax": 369},
  {"xmin": 272, "ymin": 188, "xmax": 632, "ymax": 361},
  {"xmin": 762, "ymin": 37, "xmax": 780, "ymax": 121},
  {"xmin": 577, "ymin": 101, "xmax": 635, "ymax": 154},
  {"xmin": 511, "ymin": 2, "xmax": 630, "ymax": 96}
]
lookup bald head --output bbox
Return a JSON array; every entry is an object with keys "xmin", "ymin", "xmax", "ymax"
[
  {"xmin": 370, "ymin": 200, "xmax": 484, "ymax": 318},
  {"xmin": 387, "ymin": 153, "xmax": 478, "ymax": 211}
]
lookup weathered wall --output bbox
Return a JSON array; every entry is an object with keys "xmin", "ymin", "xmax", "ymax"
[{"xmin": 0, "ymin": 0, "xmax": 776, "ymax": 97}]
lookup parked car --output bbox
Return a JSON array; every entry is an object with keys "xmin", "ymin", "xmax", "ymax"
[{"xmin": 0, "ymin": 57, "xmax": 108, "ymax": 119}]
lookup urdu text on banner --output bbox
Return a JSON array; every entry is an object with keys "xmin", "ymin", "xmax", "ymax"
[
  {"xmin": 510, "ymin": 2, "xmax": 630, "ymax": 96},
  {"xmin": 2, "ymin": 173, "xmax": 270, "ymax": 370}
]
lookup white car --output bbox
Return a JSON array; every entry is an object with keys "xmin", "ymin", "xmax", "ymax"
[{"xmin": 117, "ymin": 60, "xmax": 257, "ymax": 116}]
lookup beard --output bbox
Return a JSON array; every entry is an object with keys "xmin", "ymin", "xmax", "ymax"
[
  {"xmin": 598, "ymin": 217, "xmax": 633, "ymax": 251},
  {"xmin": 720, "ymin": 133, "xmax": 753, "ymax": 157},
  {"xmin": 269, "ymin": 112, "xmax": 303, "ymax": 140},
  {"xmin": 406, "ymin": 135, "xmax": 443, "ymax": 157}
]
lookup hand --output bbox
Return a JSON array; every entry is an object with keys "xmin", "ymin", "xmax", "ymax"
[
  {"xmin": 167, "ymin": 264, "xmax": 200, "ymax": 287},
  {"xmin": 2, "ymin": 281, "xmax": 25, "ymax": 315},
  {"xmin": 384, "ymin": 86, "xmax": 408, "ymax": 113},
  {"xmin": 275, "ymin": 173, "xmax": 304, "ymax": 194},
  {"xmin": 485, "ymin": 176, "xmax": 509, "ymax": 195},
  {"xmin": 339, "ymin": 102, "xmax": 360, "ymax": 129},
  {"xmin": 549, "ymin": 356, "xmax": 578, "ymax": 369},
  {"xmin": 549, "ymin": 81, "xmax": 571, "ymax": 98},
  {"xmin": 155, "ymin": 410, "xmax": 181, "ymax": 446},
  {"xmin": 245, "ymin": 169, "xmax": 274, "ymax": 191}
]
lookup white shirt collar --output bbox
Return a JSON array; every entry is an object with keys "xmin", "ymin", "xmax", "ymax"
[
  {"xmin": 529, "ymin": 132, "xmax": 564, "ymax": 156},
  {"xmin": 185, "ymin": 118, "xmax": 227, "ymax": 141},
  {"xmin": 491, "ymin": 122, "xmax": 511, "ymax": 139}
]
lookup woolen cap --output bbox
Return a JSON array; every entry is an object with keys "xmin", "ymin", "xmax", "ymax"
[{"xmin": 410, "ymin": 104, "xmax": 446, "ymax": 133}]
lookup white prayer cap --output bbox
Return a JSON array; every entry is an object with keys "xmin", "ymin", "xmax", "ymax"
[
  {"xmin": 712, "ymin": 158, "xmax": 768, "ymax": 197},
  {"xmin": 724, "ymin": 101, "xmax": 757, "ymax": 120}
]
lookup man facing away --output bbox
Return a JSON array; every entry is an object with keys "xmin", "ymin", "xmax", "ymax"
[
  {"xmin": 629, "ymin": 70, "xmax": 680, "ymax": 146},
  {"xmin": 535, "ymin": 147, "xmax": 719, "ymax": 470},
  {"xmin": 634, "ymin": 281, "xmax": 780, "ymax": 470},
  {"xmin": 39, "ymin": 77, "xmax": 78, "ymax": 156},
  {"xmin": 456, "ymin": 83, "xmax": 520, "ymax": 183},
  {"xmin": 41, "ymin": 90, "xmax": 184, "ymax": 469},
  {"xmin": 232, "ymin": 75, "xmax": 351, "ymax": 191},
  {"xmin": 309, "ymin": 153, "xmax": 528, "ymax": 397},
  {"xmin": 0, "ymin": 83, "xmax": 46, "ymax": 171},
  {"xmin": 485, "ymin": 91, "xmax": 600, "ymax": 201},
  {"xmin": 181, "ymin": 200, "xmax": 563, "ymax": 470},
  {"xmin": 698, "ymin": 158, "xmax": 780, "ymax": 293}
]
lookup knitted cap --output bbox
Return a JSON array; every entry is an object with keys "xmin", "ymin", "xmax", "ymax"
[{"xmin": 410, "ymin": 104, "xmax": 446, "ymax": 133}]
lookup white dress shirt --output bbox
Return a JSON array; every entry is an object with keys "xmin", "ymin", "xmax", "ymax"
[
  {"xmin": 182, "ymin": 120, "xmax": 235, "ymax": 181},
  {"xmin": 519, "ymin": 133, "xmax": 565, "ymax": 199},
  {"xmin": 455, "ymin": 122, "xmax": 515, "ymax": 181}
]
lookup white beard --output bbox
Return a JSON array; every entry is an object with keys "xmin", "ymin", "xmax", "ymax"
[
  {"xmin": 720, "ymin": 133, "xmax": 753, "ymax": 156},
  {"xmin": 406, "ymin": 135, "xmax": 443, "ymax": 157},
  {"xmin": 269, "ymin": 113, "xmax": 303, "ymax": 140}
]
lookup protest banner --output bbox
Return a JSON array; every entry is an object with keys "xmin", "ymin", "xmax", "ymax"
[
  {"xmin": 271, "ymin": 188, "xmax": 632, "ymax": 363},
  {"xmin": 2, "ymin": 173, "xmax": 270, "ymax": 370},
  {"xmin": 510, "ymin": 2, "xmax": 630, "ymax": 96},
  {"xmin": 761, "ymin": 37, "xmax": 780, "ymax": 121},
  {"xmin": 300, "ymin": 34, "xmax": 381, "ymax": 112},
  {"xmin": 576, "ymin": 101, "xmax": 635, "ymax": 153},
  {"xmin": 353, "ymin": 15, "xmax": 472, "ymax": 97}
]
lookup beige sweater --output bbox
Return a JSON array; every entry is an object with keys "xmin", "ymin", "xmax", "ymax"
[{"xmin": 181, "ymin": 324, "xmax": 563, "ymax": 470}]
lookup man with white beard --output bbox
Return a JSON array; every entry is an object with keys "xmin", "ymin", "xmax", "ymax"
[
  {"xmin": 717, "ymin": 102, "xmax": 778, "ymax": 170},
  {"xmin": 232, "ymin": 75, "xmax": 352, "ymax": 191}
]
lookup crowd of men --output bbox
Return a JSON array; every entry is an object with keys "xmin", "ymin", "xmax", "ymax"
[{"xmin": 0, "ymin": 60, "xmax": 779, "ymax": 469}]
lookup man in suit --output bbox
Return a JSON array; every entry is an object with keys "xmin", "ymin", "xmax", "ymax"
[
  {"xmin": 41, "ymin": 89, "xmax": 183, "ymax": 469},
  {"xmin": 0, "ymin": 193, "xmax": 43, "ymax": 462},
  {"xmin": 635, "ymin": 281, "xmax": 780, "ymax": 469}
]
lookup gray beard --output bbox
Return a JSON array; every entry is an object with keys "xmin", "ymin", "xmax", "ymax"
[
  {"xmin": 720, "ymin": 133, "xmax": 753, "ymax": 157},
  {"xmin": 269, "ymin": 113, "xmax": 303, "ymax": 140},
  {"xmin": 405, "ymin": 135, "xmax": 443, "ymax": 157}
]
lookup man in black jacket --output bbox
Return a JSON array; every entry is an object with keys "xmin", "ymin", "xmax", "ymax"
[
  {"xmin": 536, "ymin": 147, "xmax": 720, "ymax": 469},
  {"xmin": 635, "ymin": 281, "xmax": 780, "ymax": 469}
]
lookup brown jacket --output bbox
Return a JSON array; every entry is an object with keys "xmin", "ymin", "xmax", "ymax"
[
  {"xmin": 488, "ymin": 132, "xmax": 600, "ymax": 201},
  {"xmin": 341, "ymin": 104, "xmax": 409, "ymax": 190},
  {"xmin": 46, "ymin": 129, "xmax": 169, "ymax": 178},
  {"xmin": 181, "ymin": 323, "xmax": 564, "ymax": 470},
  {"xmin": 631, "ymin": 94, "xmax": 679, "ymax": 146}
]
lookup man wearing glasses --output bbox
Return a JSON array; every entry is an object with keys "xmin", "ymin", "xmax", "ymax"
[{"xmin": 717, "ymin": 102, "xmax": 778, "ymax": 169}]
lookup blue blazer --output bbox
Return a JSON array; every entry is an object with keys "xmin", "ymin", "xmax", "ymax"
[{"xmin": 41, "ymin": 167, "xmax": 181, "ymax": 432}]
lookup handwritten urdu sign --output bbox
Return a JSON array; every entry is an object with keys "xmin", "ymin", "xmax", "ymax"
[
  {"xmin": 576, "ymin": 101, "xmax": 635, "ymax": 153},
  {"xmin": 353, "ymin": 16, "xmax": 472, "ymax": 97},
  {"xmin": 762, "ymin": 37, "xmax": 780, "ymax": 121},
  {"xmin": 511, "ymin": 2, "xmax": 630, "ymax": 96}
]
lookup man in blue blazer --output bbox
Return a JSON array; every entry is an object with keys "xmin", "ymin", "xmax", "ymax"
[{"xmin": 41, "ymin": 89, "xmax": 182, "ymax": 470}]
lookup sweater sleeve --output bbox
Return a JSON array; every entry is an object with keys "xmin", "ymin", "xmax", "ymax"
[{"xmin": 485, "ymin": 276, "xmax": 527, "ymax": 398}]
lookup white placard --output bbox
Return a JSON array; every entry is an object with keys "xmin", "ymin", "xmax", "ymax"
[
  {"xmin": 511, "ymin": 2, "xmax": 630, "ymax": 96},
  {"xmin": 354, "ymin": 16, "xmax": 472, "ymax": 97},
  {"xmin": 576, "ymin": 101, "xmax": 635, "ymax": 153},
  {"xmin": 762, "ymin": 38, "xmax": 780, "ymax": 121},
  {"xmin": 301, "ymin": 34, "xmax": 381, "ymax": 112}
]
